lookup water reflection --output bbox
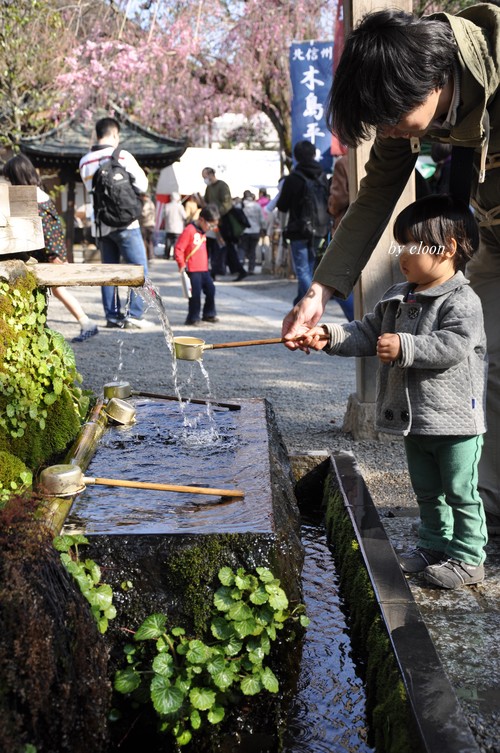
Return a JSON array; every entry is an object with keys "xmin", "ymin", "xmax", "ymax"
[{"xmin": 282, "ymin": 524, "xmax": 373, "ymax": 753}]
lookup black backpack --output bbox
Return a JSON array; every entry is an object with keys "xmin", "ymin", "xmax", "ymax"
[
  {"xmin": 91, "ymin": 147, "xmax": 143, "ymax": 231},
  {"xmin": 284, "ymin": 169, "xmax": 330, "ymax": 241}
]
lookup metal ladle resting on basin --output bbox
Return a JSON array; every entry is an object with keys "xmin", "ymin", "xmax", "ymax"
[
  {"xmin": 173, "ymin": 334, "xmax": 328, "ymax": 361},
  {"xmin": 39, "ymin": 464, "xmax": 245, "ymax": 499}
]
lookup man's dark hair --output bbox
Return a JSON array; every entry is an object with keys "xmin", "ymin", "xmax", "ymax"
[
  {"xmin": 202, "ymin": 167, "xmax": 215, "ymax": 175},
  {"xmin": 326, "ymin": 10, "xmax": 457, "ymax": 147},
  {"xmin": 200, "ymin": 203, "xmax": 220, "ymax": 223},
  {"xmin": 393, "ymin": 195, "xmax": 479, "ymax": 271},
  {"xmin": 293, "ymin": 140, "xmax": 316, "ymax": 163},
  {"xmin": 3, "ymin": 154, "xmax": 40, "ymax": 187},
  {"xmin": 95, "ymin": 117, "xmax": 120, "ymax": 140}
]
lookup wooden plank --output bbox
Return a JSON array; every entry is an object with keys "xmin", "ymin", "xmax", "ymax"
[
  {"xmin": 29, "ymin": 263, "xmax": 145, "ymax": 287},
  {"xmin": 8, "ymin": 185, "xmax": 39, "ymax": 218},
  {"xmin": 0, "ymin": 217, "xmax": 45, "ymax": 255}
]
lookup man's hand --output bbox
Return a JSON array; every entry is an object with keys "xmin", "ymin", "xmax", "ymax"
[
  {"xmin": 377, "ymin": 333, "xmax": 401, "ymax": 364},
  {"xmin": 281, "ymin": 282, "xmax": 334, "ymax": 350}
]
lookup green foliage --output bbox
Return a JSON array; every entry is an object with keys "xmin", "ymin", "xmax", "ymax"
[
  {"xmin": 114, "ymin": 566, "xmax": 309, "ymax": 747},
  {"xmin": 0, "ymin": 450, "xmax": 32, "ymax": 507},
  {"xmin": 0, "ymin": 277, "xmax": 90, "ymax": 497},
  {"xmin": 53, "ymin": 534, "xmax": 117, "ymax": 634}
]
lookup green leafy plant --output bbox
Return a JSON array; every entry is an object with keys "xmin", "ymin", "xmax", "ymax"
[
  {"xmin": 53, "ymin": 533, "xmax": 116, "ymax": 634},
  {"xmin": 114, "ymin": 566, "xmax": 309, "ymax": 746}
]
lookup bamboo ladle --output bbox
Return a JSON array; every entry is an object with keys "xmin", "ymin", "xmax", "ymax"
[
  {"xmin": 39, "ymin": 464, "xmax": 244, "ymax": 499},
  {"xmin": 173, "ymin": 333, "xmax": 328, "ymax": 361}
]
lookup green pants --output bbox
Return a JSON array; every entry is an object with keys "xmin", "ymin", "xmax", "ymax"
[{"xmin": 404, "ymin": 434, "xmax": 487, "ymax": 566}]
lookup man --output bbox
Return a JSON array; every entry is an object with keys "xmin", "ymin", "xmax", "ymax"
[
  {"xmin": 282, "ymin": 7, "xmax": 500, "ymax": 532},
  {"xmin": 277, "ymin": 140, "xmax": 329, "ymax": 305},
  {"xmin": 199, "ymin": 167, "xmax": 247, "ymax": 281},
  {"xmin": 79, "ymin": 117, "xmax": 153, "ymax": 329}
]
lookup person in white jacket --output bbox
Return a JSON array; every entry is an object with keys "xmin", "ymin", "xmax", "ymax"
[{"xmin": 79, "ymin": 117, "xmax": 152, "ymax": 329}]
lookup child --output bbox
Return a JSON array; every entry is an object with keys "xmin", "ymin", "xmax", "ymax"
[
  {"xmin": 299, "ymin": 195, "xmax": 488, "ymax": 589},
  {"xmin": 174, "ymin": 204, "xmax": 220, "ymax": 326}
]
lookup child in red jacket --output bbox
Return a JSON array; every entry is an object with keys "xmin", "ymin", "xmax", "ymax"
[{"xmin": 174, "ymin": 204, "xmax": 220, "ymax": 325}]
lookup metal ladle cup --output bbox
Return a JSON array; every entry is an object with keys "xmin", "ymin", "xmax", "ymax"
[
  {"xmin": 173, "ymin": 334, "xmax": 328, "ymax": 361},
  {"xmin": 39, "ymin": 464, "xmax": 245, "ymax": 499}
]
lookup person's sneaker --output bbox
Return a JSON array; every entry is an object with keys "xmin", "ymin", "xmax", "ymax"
[
  {"xmin": 234, "ymin": 271, "xmax": 248, "ymax": 281},
  {"xmin": 123, "ymin": 316, "xmax": 155, "ymax": 330},
  {"xmin": 106, "ymin": 317, "xmax": 126, "ymax": 329},
  {"xmin": 71, "ymin": 324, "xmax": 99, "ymax": 342},
  {"xmin": 424, "ymin": 558, "xmax": 485, "ymax": 589},
  {"xmin": 184, "ymin": 319, "xmax": 201, "ymax": 326},
  {"xmin": 398, "ymin": 547, "xmax": 443, "ymax": 574},
  {"xmin": 202, "ymin": 316, "xmax": 219, "ymax": 323}
]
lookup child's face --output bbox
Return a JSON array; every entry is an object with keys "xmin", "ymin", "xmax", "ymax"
[
  {"xmin": 199, "ymin": 217, "xmax": 216, "ymax": 232},
  {"xmin": 398, "ymin": 238, "xmax": 456, "ymax": 291}
]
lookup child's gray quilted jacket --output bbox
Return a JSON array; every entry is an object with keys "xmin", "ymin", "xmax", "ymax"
[{"xmin": 324, "ymin": 272, "xmax": 487, "ymax": 436}]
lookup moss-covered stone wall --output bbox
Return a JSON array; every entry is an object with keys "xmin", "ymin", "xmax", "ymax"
[
  {"xmin": 0, "ymin": 263, "xmax": 90, "ymax": 504},
  {"xmin": 323, "ymin": 476, "xmax": 420, "ymax": 753}
]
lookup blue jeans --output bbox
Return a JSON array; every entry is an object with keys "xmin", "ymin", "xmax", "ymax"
[
  {"xmin": 98, "ymin": 227, "xmax": 148, "ymax": 319},
  {"xmin": 187, "ymin": 271, "xmax": 216, "ymax": 323},
  {"xmin": 290, "ymin": 238, "xmax": 321, "ymax": 305}
]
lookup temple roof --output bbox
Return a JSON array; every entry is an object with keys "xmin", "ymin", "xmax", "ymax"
[{"xmin": 20, "ymin": 106, "xmax": 188, "ymax": 179}]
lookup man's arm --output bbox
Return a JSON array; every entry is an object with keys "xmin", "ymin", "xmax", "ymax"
[
  {"xmin": 121, "ymin": 150, "xmax": 148, "ymax": 194},
  {"xmin": 282, "ymin": 137, "xmax": 417, "ymax": 343}
]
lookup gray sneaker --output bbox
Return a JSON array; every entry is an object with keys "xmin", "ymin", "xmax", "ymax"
[
  {"xmin": 424, "ymin": 559, "xmax": 484, "ymax": 589},
  {"xmin": 398, "ymin": 547, "xmax": 443, "ymax": 574}
]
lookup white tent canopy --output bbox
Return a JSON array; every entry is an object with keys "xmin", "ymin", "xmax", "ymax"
[{"xmin": 156, "ymin": 147, "xmax": 283, "ymax": 199}]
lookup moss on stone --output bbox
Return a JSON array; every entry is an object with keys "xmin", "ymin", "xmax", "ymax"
[
  {"xmin": 0, "ymin": 271, "xmax": 87, "ymax": 500},
  {"xmin": 323, "ymin": 476, "xmax": 417, "ymax": 753},
  {"xmin": 167, "ymin": 534, "xmax": 246, "ymax": 635}
]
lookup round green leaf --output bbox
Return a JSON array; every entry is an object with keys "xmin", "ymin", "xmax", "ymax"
[
  {"xmin": 150, "ymin": 676, "xmax": 184, "ymax": 715},
  {"xmin": 186, "ymin": 640, "xmax": 212, "ymax": 664},
  {"xmin": 227, "ymin": 601, "xmax": 253, "ymax": 622},
  {"xmin": 261, "ymin": 667, "xmax": 279, "ymax": 693},
  {"xmin": 240, "ymin": 675, "xmax": 262, "ymax": 695},
  {"xmin": 218, "ymin": 567, "xmax": 235, "ymax": 586},
  {"xmin": 266, "ymin": 587, "xmax": 289, "ymax": 611},
  {"xmin": 249, "ymin": 585, "xmax": 269, "ymax": 605},
  {"xmin": 189, "ymin": 686, "xmax": 216, "ymax": 711},
  {"xmin": 152, "ymin": 653, "xmax": 175, "ymax": 678},
  {"xmin": 212, "ymin": 668, "xmax": 236, "ymax": 691},
  {"xmin": 114, "ymin": 667, "xmax": 141, "ymax": 694},
  {"xmin": 207, "ymin": 704, "xmax": 225, "ymax": 724},
  {"xmin": 233, "ymin": 618, "xmax": 257, "ymax": 638},
  {"xmin": 135, "ymin": 613, "xmax": 167, "ymax": 641},
  {"xmin": 211, "ymin": 616, "xmax": 234, "ymax": 640},
  {"xmin": 213, "ymin": 586, "xmax": 235, "ymax": 612},
  {"xmin": 190, "ymin": 709, "xmax": 202, "ymax": 730},
  {"xmin": 176, "ymin": 729, "xmax": 192, "ymax": 746},
  {"xmin": 256, "ymin": 567, "xmax": 274, "ymax": 583}
]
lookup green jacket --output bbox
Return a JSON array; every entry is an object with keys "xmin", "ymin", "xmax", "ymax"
[{"xmin": 315, "ymin": 3, "xmax": 500, "ymax": 298}]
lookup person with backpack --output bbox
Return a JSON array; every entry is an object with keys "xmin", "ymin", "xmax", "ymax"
[
  {"xmin": 79, "ymin": 117, "xmax": 153, "ymax": 329},
  {"xmin": 277, "ymin": 141, "xmax": 330, "ymax": 305}
]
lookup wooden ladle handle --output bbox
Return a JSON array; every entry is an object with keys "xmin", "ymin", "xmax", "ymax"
[{"xmin": 85, "ymin": 476, "xmax": 244, "ymax": 498}]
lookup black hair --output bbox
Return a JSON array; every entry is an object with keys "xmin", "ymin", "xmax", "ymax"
[
  {"xmin": 293, "ymin": 140, "xmax": 316, "ymax": 163},
  {"xmin": 202, "ymin": 167, "xmax": 215, "ymax": 175},
  {"xmin": 3, "ymin": 153, "xmax": 40, "ymax": 187},
  {"xmin": 95, "ymin": 117, "xmax": 120, "ymax": 140},
  {"xmin": 200, "ymin": 203, "xmax": 220, "ymax": 222},
  {"xmin": 393, "ymin": 195, "xmax": 479, "ymax": 271},
  {"xmin": 326, "ymin": 9, "xmax": 457, "ymax": 147}
]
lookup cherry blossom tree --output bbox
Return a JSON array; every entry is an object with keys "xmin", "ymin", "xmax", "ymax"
[{"xmin": 53, "ymin": 0, "xmax": 334, "ymax": 158}]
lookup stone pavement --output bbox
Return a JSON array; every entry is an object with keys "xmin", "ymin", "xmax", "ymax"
[{"xmin": 46, "ymin": 250, "xmax": 500, "ymax": 752}]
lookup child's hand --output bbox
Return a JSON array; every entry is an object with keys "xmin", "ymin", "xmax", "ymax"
[
  {"xmin": 377, "ymin": 333, "xmax": 401, "ymax": 364},
  {"xmin": 293, "ymin": 325, "xmax": 329, "ymax": 354}
]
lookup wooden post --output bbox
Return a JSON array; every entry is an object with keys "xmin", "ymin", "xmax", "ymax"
[{"xmin": 342, "ymin": 0, "xmax": 415, "ymax": 439}]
